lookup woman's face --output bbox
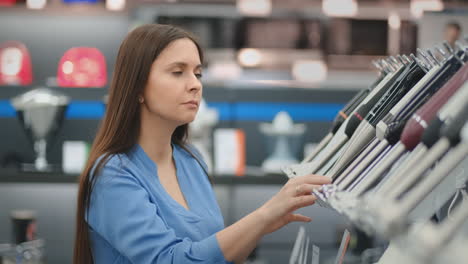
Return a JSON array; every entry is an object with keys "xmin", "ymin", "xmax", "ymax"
[{"xmin": 142, "ymin": 38, "xmax": 202, "ymax": 126}]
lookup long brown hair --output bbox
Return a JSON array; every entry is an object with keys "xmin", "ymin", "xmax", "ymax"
[{"xmin": 73, "ymin": 24, "xmax": 204, "ymax": 264}]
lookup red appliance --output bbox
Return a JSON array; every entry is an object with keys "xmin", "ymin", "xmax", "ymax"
[
  {"xmin": 0, "ymin": 41, "xmax": 33, "ymax": 85},
  {"xmin": 57, "ymin": 47, "xmax": 107, "ymax": 87}
]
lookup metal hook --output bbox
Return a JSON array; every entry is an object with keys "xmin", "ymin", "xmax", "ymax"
[
  {"xmin": 396, "ymin": 55, "xmax": 407, "ymax": 65},
  {"xmin": 372, "ymin": 60, "xmax": 385, "ymax": 74},
  {"xmin": 379, "ymin": 59, "xmax": 391, "ymax": 73},
  {"xmin": 378, "ymin": 60, "xmax": 392, "ymax": 74},
  {"xmin": 454, "ymin": 42, "xmax": 467, "ymax": 63},
  {"xmin": 380, "ymin": 59, "xmax": 395, "ymax": 72},
  {"xmin": 411, "ymin": 53, "xmax": 429, "ymax": 73},
  {"xmin": 442, "ymin": 41, "xmax": 455, "ymax": 54},
  {"xmin": 372, "ymin": 60, "xmax": 380, "ymax": 70},
  {"xmin": 374, "ymin": 60, "xmax": 386, "ymax": 74},
  {"xmin": 455, "ymin": 41, "xmax": 467, "ymax": 54},
  {"xmin": 417, "ymin": 48, "xmax": 435, "ymax": 68},
  {"xmin": 386, "ymin": 57, "xmax": 399, "ymax": 71},
  {"xmin": 442, "ymin": 41, "xmax": 466, "ymax": 65},
  {"xmin": 454, "ymin": 47, "xmax": 467, "ymax": 64},
  {"xmin": 375, "ymin": 60, "xmax": 387, "ymax": 74},
  {"xmin": 388, "ymin": 56, "xmax": 403, "ymax": 68},
  {"xmin": 435, "ymin": 45, "xmax": 450, "ymax": 60},
  {"xmin": 426, "ymin": 49, "xmax": 441, "ymax": 66},
  {"xmin": 396, "ymin": 56, "xmax": 405, "ymax": 66},
  {"xmin": 390, "ymin": 57, "xmax": 402, "ymax": 69},
  {"xmin": 402, "ymin": 54, "xmax": 412, "ymax": 64},
  {"xmin": 381, "ymin": 59, "xmax": 396, "ymax": 73}
]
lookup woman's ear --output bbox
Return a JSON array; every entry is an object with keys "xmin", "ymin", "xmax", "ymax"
[{"xmin": 138, "ymin": 96, "xmax": 144, "ymax": 103}]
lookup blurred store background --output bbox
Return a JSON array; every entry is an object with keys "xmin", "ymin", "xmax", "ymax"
[{"xmin": 0, "ymin": 0, "xmax": 467, "ymax": 263}]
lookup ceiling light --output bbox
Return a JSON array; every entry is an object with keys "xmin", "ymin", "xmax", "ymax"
[
  {"xmin": 106, "ymin": 0, "xmax": 125, "ymax": 11},
  {"xmin": 237, "ymin": 0, "xmax": 272, "ymax": 17},
  {"xmin": 292, "ymin": 60, "xmax": 328, "ymax": 83},
  {"xmin": 238, "ymin": 49, "xmax": 262, "ymax": 67},
  {"xmin": 322, "ymin": 0, "xmax": 358, "ymax": 17},
  {"xmin": 27, "ymin": 0, "xmax": 46, "ymax": 9},
  {"xmin": 388, "ymin": 12, "xmax": 401, "ymax": 30},
  {"xmin": 410, "ymin": 0, "xmax": 444, "ymax": 18},
  {"xmin": 208, "ymin": 61, "xmax": 242, "ymax": 80}
]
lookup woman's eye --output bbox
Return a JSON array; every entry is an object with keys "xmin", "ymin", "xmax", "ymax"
[
  {"xmin": 172, "ymin": 71, "xmax": 183, "ymax": 76},
  {"xmin": 195, "ymin": 73, "xmax": 203, "ymax": 79}
]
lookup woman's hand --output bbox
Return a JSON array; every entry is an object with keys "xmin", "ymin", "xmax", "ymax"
[
  {"xmin": 256, "ymin": 174, "xmax": 331, "ymax": 235},
  {"xmin": 215, "ymin": 174, "xmax": 331, "ymax": 263}
]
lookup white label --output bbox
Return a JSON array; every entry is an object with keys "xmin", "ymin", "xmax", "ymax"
[
  {"xmin": 311, "ymin": 245, "xmax": 320, "ymax": 264},
  {"xmin": 62, "ymin": 141, "xmax": 88, "ymax": 174}
]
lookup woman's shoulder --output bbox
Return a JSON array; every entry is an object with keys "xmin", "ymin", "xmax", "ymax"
[
  {"xmin": 90, "ymin": 152, "xmax": 134, "ymax": 184},
  {"xmin": 95, "ymin": 152, "xmax": 130, "ymax": 170}
]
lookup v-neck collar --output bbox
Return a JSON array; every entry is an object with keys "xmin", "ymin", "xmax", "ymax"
[{"xmin": 132, "ymin": 143, "xmax": 201, "ymax": 220}]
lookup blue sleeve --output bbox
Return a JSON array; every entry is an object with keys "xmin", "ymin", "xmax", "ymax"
[{"xmin": 87, "ymin": 161, "xmax": 229, "ymax": 264}]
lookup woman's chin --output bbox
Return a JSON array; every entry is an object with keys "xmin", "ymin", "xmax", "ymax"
[{"xmin": 175, "ymin": 116, "xmax": 196, "ymax": 126}]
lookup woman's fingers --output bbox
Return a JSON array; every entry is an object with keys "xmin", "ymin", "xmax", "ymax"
[
  {"xmin": 289, "ymin": 213, "xmax": 312, "ymax": 223},
  {"xmin": 293, "ymin": 184, "xmax": 322, "ymax": 196},
  {"xmin": 303, "ymin": 174, "xmax": 331, "ymax": 185},
  {"xmin": 284, "ymin": 175, "xmax": 330, "ymax": 198},
  {"xmin": 264, "ymin": 175, "xmax": 328, "ymax": 223},
  {"xmin": 292, "ymin": 194, "xmax": 316, "ymax": 210},
  {"xmin": 289, "ymin": 174, "xmax": 331, "ymax": 186}
]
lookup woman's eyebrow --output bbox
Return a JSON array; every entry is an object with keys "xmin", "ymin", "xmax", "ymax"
[{"xmin": 166, "ymin": 62, "xmax": 203, "ymax": 70}]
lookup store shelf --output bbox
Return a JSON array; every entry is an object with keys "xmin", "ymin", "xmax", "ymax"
[
  {"xmin": 0, "ymin": 169, "xmax": 288, "ymax": 185},
  {"xmin": 0, "ymin": 170, "xmax": 79, "ymax": 183},
  {"xmin": 213, "ymin": 174, "xmax": 288, "ymax": 185},
  {"xmin": 0, "ymin": 3, "xmax": 130, "ymax": 15}
]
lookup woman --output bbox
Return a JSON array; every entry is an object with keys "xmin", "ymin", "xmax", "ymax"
[{"xmin": 74, "ymin": 24, "xmax": 331, "ymax": 264}]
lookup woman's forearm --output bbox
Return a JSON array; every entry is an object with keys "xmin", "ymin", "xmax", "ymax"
[{"xmin": 216, "ymin": 209, "xmax": 267, "ymax": 263}]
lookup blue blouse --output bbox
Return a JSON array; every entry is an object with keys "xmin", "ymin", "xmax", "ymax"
[{"xmin": 86, "ymin": 143, "xmax": 231, "ymax": 263}]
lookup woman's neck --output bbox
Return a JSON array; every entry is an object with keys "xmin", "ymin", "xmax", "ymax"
[{"xmin": 138, "ymin": 112, "xmax": 177, "ymax": 165}]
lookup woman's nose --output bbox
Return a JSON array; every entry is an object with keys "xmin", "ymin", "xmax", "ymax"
[{"xmin": 188, "ymin": 74, "xmax": 202, "ymax": 92}]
